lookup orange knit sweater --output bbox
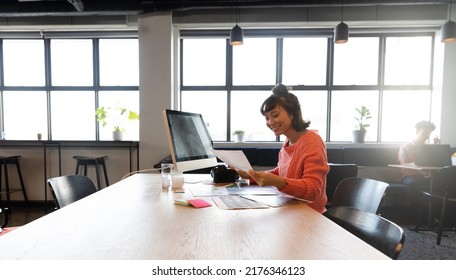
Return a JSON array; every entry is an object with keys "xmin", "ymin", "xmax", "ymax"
[{"xmin": 269, "ymin": 130, "xmax": 329, "ymax": 213}]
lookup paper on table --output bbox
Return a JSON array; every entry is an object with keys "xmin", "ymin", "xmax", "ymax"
[
  {"xmin": 240, "ymin": 194, "xmax": 306, "ymax": 207},
  {"xmin": 211, "ymin": 149, "xmax": 253, "ymax": 172}
]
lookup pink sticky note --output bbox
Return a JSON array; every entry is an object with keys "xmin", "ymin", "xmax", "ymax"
[{"xmin": 187, "ymin": 199, "xmax": 212, "ymax": 208}]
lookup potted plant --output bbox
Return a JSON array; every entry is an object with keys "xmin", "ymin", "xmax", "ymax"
[
  {"xmin": 232, "ymin": 130, "xmax": 245, "ymax": 142},
  {"xmin": 352, "ymin": 105, "xmax": 371, "ymax": 143},
  {"xmin": 96, "ymin": 103, "xmax": 139, "ymax": 141}
]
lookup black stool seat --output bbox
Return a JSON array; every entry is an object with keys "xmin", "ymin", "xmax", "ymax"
[
  {"xmin": 0, "ymin": 155, "xmax": 28, "ymax": 206},
  {"xmin": 73, "ymin": 156, "xmax": 109, "ymax": 190}
]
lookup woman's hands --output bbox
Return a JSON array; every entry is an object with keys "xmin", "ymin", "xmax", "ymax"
[
  {"xmin": 234, "ymin": 168, "xmax": 287, "ymax": 191},
  {"xmin": 433, "ymin": 135, "xmax": 441, "ymax": 144},
  {"xmin": 247, "ymin": 170, "xmax": 287, "ymax": 191},
  {"xmin": 235, "ymin": 169, "xmax": 251, "ymax": 179}
]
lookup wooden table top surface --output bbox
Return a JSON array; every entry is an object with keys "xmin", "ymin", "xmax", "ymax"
[{"xmin": 0, "ymin": 174, "xmax": 389, "ymax": 260}]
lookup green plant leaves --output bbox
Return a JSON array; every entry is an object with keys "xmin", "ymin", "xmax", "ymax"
[
  {"xmin": 95, "ymin": 104, "xmax": 139, "ymax": 132},
  {"xmin": 354, "ymin": 105, "xmax": 371, "ymax": 131}
]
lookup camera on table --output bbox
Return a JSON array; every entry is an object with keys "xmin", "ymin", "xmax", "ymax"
[{"xmin": 210, "ymin": 164, "xmax": 238, "ymax": 183}]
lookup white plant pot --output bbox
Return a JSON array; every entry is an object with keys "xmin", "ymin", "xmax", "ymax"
[
  {"xmin": 235, "ymin": 134, "xmax": 245, "ymax": 142},
  {"xmin": 352, "ymin": 130, "xmax": 366, "ymax": 143},
  {"xmin": 113, "ymin": 131, "xmax": 123, "ymax": 141}
]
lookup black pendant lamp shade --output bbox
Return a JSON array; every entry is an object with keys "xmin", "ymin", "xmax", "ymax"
[
  {"xmin": 441, "ymin": 0, "xmax": 456, "ymax": 43},
  {"xmin": 441, "ymin": 20, "xmax": 456, "ymax": 43},
  {"xmin": 334, "ymin": 21, "xmax": 349, "ymax": 44},
  {"xmin": 334, "ymin": 1, "xmax": 349, "ymax": 44},
  {"xmin": 230, "ymin": 24, "xmax": 244, "ymax": 46}
]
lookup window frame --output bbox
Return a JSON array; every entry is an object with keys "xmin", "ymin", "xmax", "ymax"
[
  {"xmin": 0, "ymin": 31, "xmax": 139, "ymax": 141},
  {"xmin": 179, "ymin": 29, "xmax": 435, "ymax": 143}
]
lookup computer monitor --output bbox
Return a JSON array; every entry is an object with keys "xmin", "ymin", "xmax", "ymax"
[{"xmin": 163, "ymin": 109, "xmax": 218, "ymax": 173}]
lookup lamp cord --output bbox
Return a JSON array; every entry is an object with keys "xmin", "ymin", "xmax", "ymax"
[
  {"xmin": 450, "ymin": 0, "xmax": 453, "ymax": 21},
  {"xmin": 341, "ymin": 1, "xmax": 345, "ymax": 22},
  {"xmin": 121, "ymin": 168, "xmax": 161, "ymax": 180},
  {"xmin": 236, "ymin": 4, "xmax": 240, "ymax": 25},
  {"xmin": 342, "ymin": 2, "xmax": 344, "ymax": 21}
]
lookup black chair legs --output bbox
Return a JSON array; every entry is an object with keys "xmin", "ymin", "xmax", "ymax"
[
  {"xmin": 0, "ymin": 156, "xmax": 28, "ymax": 206},
  {"xmin": 436, "ymin": 197, "xmax": 448, "ymax": 245},
  {"xmin": 73, "ymin": 156, "xmax": 109, "ymax": 190},
  {"xmin": 415, "ymin": 193, "xmax": 454, "ymax": 245}
]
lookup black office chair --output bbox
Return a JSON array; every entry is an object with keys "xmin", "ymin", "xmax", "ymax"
[
  {"xmin": 47, "ymin": 175, "xmax": 97, "ymax": 209},
  {"xmin": 331, "ymin": 177, "xmax": 389, "ymax": 214},
  {"xmin": 1, "ymin": 207, "xmax": 8, "ymax": 233},
  {"xmin": 325, "ymin": 163, "xmax": 358, "ymax": 207},
  {"xmin": 0, "ymin": 207, "xmax": 18, "ymax": 236},
  {"xmin": 414, "ymin": 166, "xmax": 456, "ymax": 245},
  {"xmin": 324, "ymin": 206, "xmax": 405, "ymax": 259}
]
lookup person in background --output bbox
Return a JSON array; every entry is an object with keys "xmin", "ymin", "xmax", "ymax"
[
  {"xmin": 398, "ymin": 120, "xmax": 440, "ymax": 166},
  {"xmin": 398, "ymin": 120, "xmax": 440, "ymax": 205},
  {"xmin": 398, "ymin": 120, "xmax": 440, "ymax": 183},
  {"xmin": 237, "ymin": 84, "xmax": 329, "ymax": 213}
]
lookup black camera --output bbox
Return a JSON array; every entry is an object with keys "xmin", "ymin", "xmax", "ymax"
[{"xmin": 210, "ymin": 165, "xmax": 238, "ymax": 183}]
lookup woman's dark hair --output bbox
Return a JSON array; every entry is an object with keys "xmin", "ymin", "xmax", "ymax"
[{"xmin": 260, "ymin": 83, "xmax": 310, "ymax": 131}]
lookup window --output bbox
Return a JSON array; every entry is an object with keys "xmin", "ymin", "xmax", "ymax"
[
  {"xmin": 98, "ymin": 91, "xmax": 140, "ymax": 140},
  {"xmin": 0, "ymin": 34, "xmax": 139, "ymax": 141},
  {"xmin": 3, "ymin": 91, "xmax": 47, "ymax": 140},
  {"xmin": 384, "ymin": 36, "xmax": 432, "ymax": 85},
  {"xmin": 381, "ymin": 90, "xmax": 432, "ymax": 142},
  {"xmin": 181, "ymin": 90, "xmax": 228, "ymax": 141},
  {"xmin": 294, "ymin": 91, "xmax": 328, "ymax": 139},
  {"xmin": 232, "ymin": 38, "xmax": 276, "ymax": 86},
  {"xmin": 51, "ymin": 91, "xmax": 96, "ymax": 140},
  {"xmin": 180, "ymin": 31, "xmax": 435, "ymax": 143},
  {"xmin": 330, "ymin": 90, "xmax": 379, "ymax": 142},
  {"xmin": 231, "ymin": 90, "xmax": 274, "ymax": 141},
  {"xmin": 182, "ymin": 39, "xmax": 226, "ymax": 86},
  {"xmin": 333, "ymin": 37, "xmax": 379, "ymax": 85},
  {"xmin": 99, "ymin": 39, "xmax": 139, "ymax": 86},
  {"xmin": 3, "ymin": 40, "xmax": 45, "ymax": 86},
  {"xmin": 51, "ymin": 39, "xmax": 93, "ymax": 86},
  {"xmin": 282, "ymin": 38, "xmax": 327, "ymax": 86}
]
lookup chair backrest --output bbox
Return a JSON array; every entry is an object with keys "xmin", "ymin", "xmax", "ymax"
[
  {"xmin": 430, "ymin": 166, "xmax": 456, "ymax": 198},
  {"xmin": 47, "ymin": 175, "xmax": 97, "ymax": 209},
  {"xmin": 0, "ymin": 208, "xmax": 9, "ymax": 229},
  {"xmin": 331, "ymin": 177, "xmax": 389, "ymax": 213},
  {"xmin": 326, "ymin": 163, "xmax": 358, "ymax": 203},
  {"xmin": 324, "ymin": 206, "xmax": 405, "ymax": 259}
]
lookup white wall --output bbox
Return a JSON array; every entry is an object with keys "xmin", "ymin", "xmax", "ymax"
[
  {"xmin": 441, "ymin": 42, "xmax": 456, "ymax": 146},
  {"xmin": 138, "ymin": 12, "xmax": 174, "ymax": 170}
]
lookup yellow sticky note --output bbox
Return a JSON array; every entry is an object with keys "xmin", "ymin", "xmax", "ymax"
[{"xmin": 174, "ymin": 199, "xmax": 190, "ymax": 206}]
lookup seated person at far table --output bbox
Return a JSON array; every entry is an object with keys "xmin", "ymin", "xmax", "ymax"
[
  {"xmin": 236, "ymin": 84, "xmax": 329, "ymax": 214},
  {"xmin": 398, "ymin": 120, "xmax": 440, "ymax": 192}
]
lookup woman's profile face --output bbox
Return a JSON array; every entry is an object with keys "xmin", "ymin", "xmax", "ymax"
[
  {"xmin": 263, "ymin": 105, "xmax": 293, "ymax": 136},
  {"xmin": 416, "ymin": 128, "xmax": 432, "ymax": 144}
]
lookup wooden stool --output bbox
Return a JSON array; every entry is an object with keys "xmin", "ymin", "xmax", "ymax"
[
  {"xmin": 0, "ymin": 155, "xmax": 28, "ymax": 206},
  {"xmin": 73, "ymin": 156, "xmax": 109, "ymax": 190}
]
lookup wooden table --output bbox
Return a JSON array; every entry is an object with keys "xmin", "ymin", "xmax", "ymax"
[
  {"xmin": 388, "ymin": 163, "xmax": 441, "ymax": 171},
  {"xmin": 0, "ymin": 174, "xmax": 389, "ymax": 260}
]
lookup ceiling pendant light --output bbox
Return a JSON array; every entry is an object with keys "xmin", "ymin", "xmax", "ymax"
[
  {"xmin": 230, "ymin": 24, "xmax": 244, "ymax": 46},
  {"xmin": 441, "ymin": 0, "xmax": 456, "ymax": 43},
  {"xmin": 334, "ymin": 2, "xmax": 349, "ymax": 44},
  {"xmin": 230, "ymin": 4, "xmax": 243, "ymax": 46}
]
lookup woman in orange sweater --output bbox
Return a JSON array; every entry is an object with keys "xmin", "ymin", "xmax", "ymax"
[{"xmin": 240, "ymin": 84, "xmax": 329, "ymax": 213}]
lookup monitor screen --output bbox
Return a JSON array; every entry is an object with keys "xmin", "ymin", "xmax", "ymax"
[{"xmin": 163, "ymin": 109, "xmax": 218, "ymax": 173}]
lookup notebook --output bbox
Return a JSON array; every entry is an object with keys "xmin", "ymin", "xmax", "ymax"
[{"xmin": 413, "ymin": 144, "xmax": 452, "ymax": 167}]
